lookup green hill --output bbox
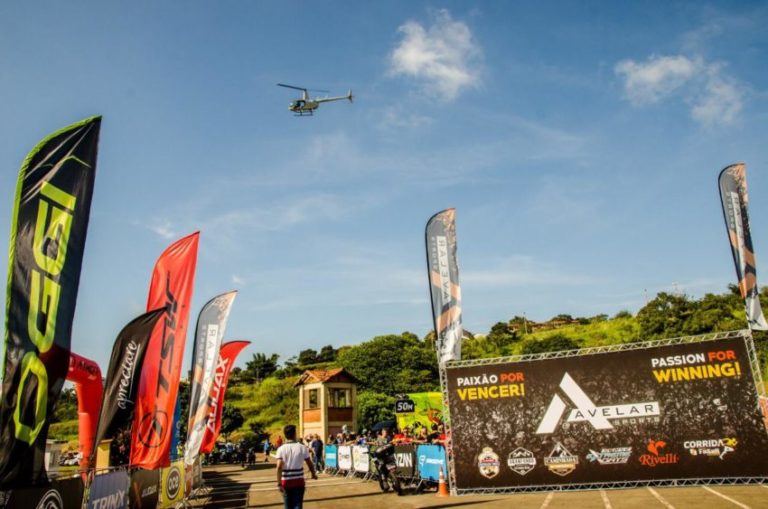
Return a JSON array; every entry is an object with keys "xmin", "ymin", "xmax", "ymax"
[{"xmin": 47, "ymin": 285, "xmax": 768, "ymax": 448}]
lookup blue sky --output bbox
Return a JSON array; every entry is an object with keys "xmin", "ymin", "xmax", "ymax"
[{"xmin": 2, "ymin": 2, "xmax": 768, "ymax": 370}]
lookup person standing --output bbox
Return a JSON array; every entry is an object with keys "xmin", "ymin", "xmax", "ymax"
[
  {"xmin": 310, "ymin": 434, "xmax": 324, "ymax": 471},
  {"xmin": 263, "ymin": 438, "xmax": 271, "ymax": 463},
  {"xmin": 276, "ymin": 425, "xmax": 317, "ymax": 509}
]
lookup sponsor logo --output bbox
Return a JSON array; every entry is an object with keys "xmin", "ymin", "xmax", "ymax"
[
  {"xmin": 140, "ymin": 484, "xmax": 157, "ymax": 497},
  {"xmin": 36, "ymin": 488, "xmax": 63, "ymax": 509},
  {"xmin": 684, "ymin": 438, "xmax": 737, "ymax": 459},
  {"xmin": 117, "ymin": 340, "xmax": 141, "ymax": 410},
  {"xmin": 90, "ymin": 489, "xmax": 126, "ymax": 509},
  {"xmin": 395, "ymin": 453, "xmax": 413, "ymax": 468},
  {"xmin": 418, "ymin": 455, "xmax": 444, "ymax": 468},
  {"xmin": 544, "ymin": 442, "xmax": 578, "ymax": 476},
  {"xmin": 477, "ymin": 447, "xmax": 500, "ymax": 479},
  {"xmin": 137, "ymin": 410, "xmax": 169, "ymax": 448},
  {"xmin": 536, "ymin": 372, "xmax": 659, "ymax": 434},
  {"xmin": 69, "ymin": 356, "xmax": 100, "ymax": 379},
  {"xmin": 166, "ymin": 466, "xmax": 181, "ymax": 499},
  {"xmin": 507, "ymin": 447, "xmax": 536, "ymax": 476},
  {"xmin": 586, "ymin": 447, "xmax": 632, "ymax": 465},
  {"xmin": 638, "ymin": 439, "xmax": 678, "ymax": 467},
  {"xmin": 17, "ymin": 180, "xmax": 80, "ymax": 445},
  {"xmin": 138, "ymin": 278, "xmax": 177, "ymax": 449},
  {"xmin": 205, "ymin": 355, "xmax": 229, "ymax": 432}
]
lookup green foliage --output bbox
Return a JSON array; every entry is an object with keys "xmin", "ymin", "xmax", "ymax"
[
  {"xmin": 46, "ymin": 285, "xmax": 768, "ymax": 445},
  {"xmin": 316, "ymin": 345, "xmax": 337, "ymax": 363},
  {"xmin": 298, "ymin": 349, "xmax": 318, "ymax": 365},
  {"xmin": 336, "ymin": 333, "xmax": 439, "ymax": 396},
  {"xmin": 49, "ymin": 420, "xmax": 79, "ymax": 442},
  {"xmin": 521, "ymin": 334, "xmax": 581, "ymax": 355},
  {"xmin": 225, "ymin": 376, "xmax": 299, "ymax": 440},
  {"xmin": 220, "ymin": 405, "xmax": 244, "ymax": 438},
  {"xmin": 356, "ymin": 391, "xmax": 396, "ymax": 432},
  {"xmin": 51, "ymin": 388, "xmax": 77, "ymax": 424},
  {"xmin": 244, "ymin": 353, "xmax": 280, "ymax": 381}
]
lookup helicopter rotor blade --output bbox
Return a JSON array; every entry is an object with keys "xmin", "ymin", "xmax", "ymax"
[
  {"xmin": 277, "ymin": 83, "xmax": 307, "ymax": 92},
  {"xmin": 307, "ymin": 88, "xmax": 330, "ymax": 93}
]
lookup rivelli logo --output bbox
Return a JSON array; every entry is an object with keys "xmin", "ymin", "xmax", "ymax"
[
  {"xmin": 16, "ymin": 180, "xmax": 81, "ymax": 446},
  {"xmin": 117, "ymin": 340, "xmax": 141, "ymax": 410},
  {"xmin": 638, "ymin": 439, "xmax": 678, "ymax": 467},
  {"xmin": 536, "ymin": 372, "xmax": 660, "ymax": 434}
]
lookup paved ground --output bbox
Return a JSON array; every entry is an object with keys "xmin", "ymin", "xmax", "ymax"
[{"xmin": 193, "ymin": 464, "xmax": 768, "ymax": 508}]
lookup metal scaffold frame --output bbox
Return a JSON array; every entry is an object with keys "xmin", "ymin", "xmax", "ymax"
[{"xmin": 438, "ymin": 329, "xmax": 768, "ymax": 496}]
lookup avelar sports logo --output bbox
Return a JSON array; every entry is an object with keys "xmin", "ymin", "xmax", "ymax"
[
  {"xmin": 536, "ymin": 372, "xmax": 660, "ymax": 434},
  {"xmin": 138, "ymin": 277, "xmax": 177, "ymax": 448}
]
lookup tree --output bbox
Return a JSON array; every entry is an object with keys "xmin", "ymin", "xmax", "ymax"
[
  {"xmin": 177, "ymin": 380, "xmax": 191, "ymax": 440},
  {"xmin": 316, "ymin": 345, "xmax": 337, "ymax": 363},
  {"xmin": 487, "ymin": 322, "xmax": 518, "ymax": 350},
  {"xmin": 337, "ymin": 334, "xmax": 439, "ymax": 396},
  {"xmin": 297, "ymin": 349, "xmax": 318, "ymax": 366},
  {"xmin": 521, "ymin": 334, "xmax": 581, "ymax": 355},
  {"xmin": 220, "ymin": 405, "xmax": 244, "ymax": 440},
  {"xmin": 683, "ymin": 292, "xmax": 743, "ymax": 335},
  {"xmin": 245, "ymin": 353, "xmax": 280, "ymax": 381},
  {"xmin": 637, "ymin": 292, "xmax": 694, "ymax": 339},
  {"xmin": 357, "ymin": 391, "xmax": 396, "ymax": 432}
]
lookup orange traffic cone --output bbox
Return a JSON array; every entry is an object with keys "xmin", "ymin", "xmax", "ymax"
[{"xmin": 437, "ymin": 466, "xmax": 449, "ymax": 497}]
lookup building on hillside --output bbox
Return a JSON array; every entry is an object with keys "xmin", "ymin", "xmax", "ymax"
[{"xmin": 294, "ymin": 368, "xmax": 359, "ymax": 442}]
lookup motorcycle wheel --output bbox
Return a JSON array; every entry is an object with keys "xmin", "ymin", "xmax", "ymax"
[{"xmin": 390, "ymin": 473, "xmax": 403, "ymax": 496}]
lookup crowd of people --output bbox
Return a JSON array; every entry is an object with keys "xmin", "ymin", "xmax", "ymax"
[{"xmin": 320, "ymin": 423, "xmax": 447, "ymax": 448}]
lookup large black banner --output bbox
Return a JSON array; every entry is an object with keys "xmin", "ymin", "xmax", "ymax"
[
  {"xmin": 446, "ymin": 334, "xmax": 768, "ymax": 491},
  {"xmin": 92, "ymin": 308, "xmax": 165, "ymax": 463},
  {"xmin": 0, "ymin": 116, "xmax": 101, "ymax": 488},
  {"xmin": 0, "ymin": 476, "xmax": 84, "ymax": 508}
]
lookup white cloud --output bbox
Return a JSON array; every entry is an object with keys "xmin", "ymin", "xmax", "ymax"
[
  {"xmin": 691, "ymin": 71, "xmax": 742, "ymax": 126},
  {"xmin": 615, "ymin": 54, "xmax": 744, "ymax": 126},
  {"xmin": 231, "ymin": 274, "xmax": 245, "ymax": 286},
  {"xmin": 389, "ymin": 9, "xmax": 482, "ymax": 101},
  {"xmin": 614, "ymin": 55, "xmax": 701, "ymax": 105},
  {"xmin": 148, "ymin": 218, "xmax": 176, "ymax": 239}
]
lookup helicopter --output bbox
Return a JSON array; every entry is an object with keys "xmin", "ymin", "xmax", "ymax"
[{"xmin": 277, "ymin": 83, "xmax": 353, "ymax": 116}]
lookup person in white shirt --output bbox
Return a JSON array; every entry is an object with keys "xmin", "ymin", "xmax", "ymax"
[{"xmin": 276, "ymin": 425, "xmax": 317, "ymax": 509}]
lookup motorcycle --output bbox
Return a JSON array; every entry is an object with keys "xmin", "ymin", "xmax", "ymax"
[{"xmin": 370, "ymin": 443, "xmax": 402, "ymax": 495}]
